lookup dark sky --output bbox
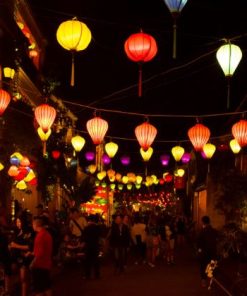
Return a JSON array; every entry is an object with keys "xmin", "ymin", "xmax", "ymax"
[{"xmin": 28, "ymin": 0, "xmax": 247, "ymax": 155}]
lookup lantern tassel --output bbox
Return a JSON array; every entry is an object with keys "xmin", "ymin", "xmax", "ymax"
[
  {"xmin": 172, "ymin": 18, "xmax": 177, "ymax": 59},
  {"xmin": 138, "ymin": 63, "xmax": 143, "ymax": 97},
  {"xmin": 226, "ymin": 77, "xmax": 231, "ymax": 109},
  {"xmin": 71, "ymin": 52, "xmax": 75, "ymax": 87},
  {"xmin": 43, "ymin": 141, "xmax": 47, "ymax": 156}
]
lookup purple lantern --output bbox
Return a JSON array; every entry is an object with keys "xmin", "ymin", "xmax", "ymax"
[
  {"xmin": 181, "ymin": 152, "xmax": 191, "ymax": 164},
  {"xmin": 102, "ymin": 154, "xmax": 111, "ymax": 165},
  {"xmin": 120, "ymin": 155, "xmax": 130, "ymax": 166},
  {"xmin": 85, "ymin": 151, "xmax": 95, "ymax": 161},
  {"xmin": 160, "ymin": 154, "xmax": 170, "ymax": 166}
]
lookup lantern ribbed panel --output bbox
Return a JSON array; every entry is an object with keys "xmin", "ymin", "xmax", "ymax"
[
  {"xmin": 202, "ymin": 143, "xmax": 216, "ymax": 159},
  {"xmin": 188, "ymin": 123, "xmax": 210, "ymax": 151},
  {"xmin": 71, "ymin": 135, "xmax": 85, "ymax": 152},
  {"xmin": 86, "ymin": 117, "xmax": 108, "ymax": 145},
  {"xmin": 171, "ymin": 146, "xmax": 184, "ymax": 162},
  {"xmin": 35, "ymin": 104, "xmax": 56, "ymax": 133},
  {"xmin": 232, "ymin": 119, "xmax": 247, "ymax": 147},
  {"xmin": 105, "ymin": 142, "xmax": 118, "ymax": 158},
  {"xmin": 0, "ymin": 89, "xmax": 11, "ymax": 116},
  {"xmin": 56, "ymin": 19, "xmax": 91, "ymax": 51},
  {"xmin": 135, "ymin": 122, "xmax": 157, "ymax": 151},
  {"xmin": 124, "ymin": 33, "xmax": 157, "ymax": 62},
  {"xmin": 140, "ymin": 147, "xmax": 153, "ymax": 162},
  {"xmin": 164, "ymin": 0, "xmax": 188, "ymax": 13}
]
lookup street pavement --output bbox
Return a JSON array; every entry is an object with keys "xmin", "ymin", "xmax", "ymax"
[{"xmin": 52, "ymin": 244, "xmax": 222, "ymax": 296}]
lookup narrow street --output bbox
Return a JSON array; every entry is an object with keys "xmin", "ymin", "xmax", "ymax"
[{"xmin": 53, "ymin": 245, "xmax": 219, "ymax": 296}]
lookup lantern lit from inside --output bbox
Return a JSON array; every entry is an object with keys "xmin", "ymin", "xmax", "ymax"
[
  {"xmin": 35, "ymin": 104, "xmax": 56, "ymax": 133},
  {"xmin": 229, "ymin": 139, "xmax": 241, "ymax": 154},
  {"xmin": 52, "ymin": 150, "xmax": 61, "ymax": 159},
  {"xmin": 136, "ymin": 175, "xmax": 143, "ymax": 185},
  {"xmin": 202, "ymin": 143, "xmax": 216, "ymax": 159},
  {"xmin": 120, "ymin": 155, "xmax": 130, "ymax": 166},
  {"xmin": 71, "ymin": 135, "xmax": 85, "ymax": 152},
  {"xmin": 85, "ymin": 151, "xmax": 95, "ymax": 161},
  {"xmin": 160, "ymin": 154, "xmax": 170, "ymax": 166},
  {"xmin": 171, "ymin": 146, "xmax": 184, "ymax": 162},
  {"xmin": 232, "ymin": 119, "xmax": 247, "ymax": 147},
  {"xmin": 3, "ymin": 67, "xmax": 15, "ymax": 79},
  {"xmin": 0, "ymin": 89, "xmax": 11, "ymax": 116},
  {"xmin": 188, "ymin": 123, "xmax": 210, "ymax": 151},
  {"xmin": 216, "ymin": 43, "xmax": 242, "ymax": 77},
  {"xmin": 140, "ymin": 147, "xmax": 153, "ymax": 162},
  {"xmin": 105, "ymin": 141, "xmax": 118, "ymax": 158},
  {"xmin": 56, "ymin": 18, "xmax": 92, "ymax": 86},
  {"xmin": 163, "ymin": 0, "xmax": 189, "ymax": 13},
  {"xmin": 102, "ymin": 154, "xmax": 111, "ymax": 165},
  {"xmin": 135, "ymin": 121, "xmax": 157, "ymax": 151},
  {"xmin": 0, "ymin": 163, "xmax": 4, "ymax": 171},
  {"xmin": 181, "ymin": 152, "xmax": 191, "ymax": 164},
  {"xmin": 37, "ymin": 127, "xmax": 51, "ymax": 142},
  {"xmin": 86, "ymin": 116, "xmax": 108, "ymax": 145},
  {"xmin": 124, "ymin": 32, "xmax": 157, "ymax": 97}
]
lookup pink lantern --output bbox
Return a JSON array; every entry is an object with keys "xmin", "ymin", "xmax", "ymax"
[
  {"xmin": 181, "ymin": 152, "xmax": 191, "ymax": 164},
  {"xmin": 160, "ymin": 154, "xmax": 170, "ymax": 166},
  {"xmin": 102, "ymin": 154, "xmax": 111, "ymax": 165},
  {"xmin": 85, "ymin": 151, "xmax": 95, "ymax": 161},
  {"xmin": 120, "ymin": 155, "xmax": 130, "ymax": 166}
]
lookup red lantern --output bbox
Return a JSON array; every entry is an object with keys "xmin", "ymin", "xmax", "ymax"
[
  {"xmin": 188, "ymin": 123, "xmax": 210, "ymax": 151},
  {"xmin": 124, "ymin": 31, "xmax": 157, "ymax": 97},
  {"xmin": 29, "ymin": 177, "xmax": 38, "ymax": 186},
  {"xmin": 14, "ymin": 167, "xmax": 28, "ymax": 181},
  {"xmin": 232, "ymin": 119, "xmax": 247, "ymax": 147},
  {"xmin": 52, "ymin": 150, "xmax": 61, "ymax": 159},
  {"xmin": 34, "ymin": 104, "xmax": 56, "ymax": 133},
  {"xmin": 174, "ymin": 176, "xmax": 186, "ymax": 189},
  {"xmin": 135, "ymin": 121, "xmax": 157, "ymax": 151},
  {"xmin": 86, "ymin": 116, "xmax": 108, "ymax": 145},
  {"xmin": 0, "ymin": 89, "xmax": 11, "ymax": 116}
]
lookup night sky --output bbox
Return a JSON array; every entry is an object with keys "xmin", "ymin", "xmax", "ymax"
[{"xmin": 27, "ymin": 0, "xmax": 247, "ymax": 159}]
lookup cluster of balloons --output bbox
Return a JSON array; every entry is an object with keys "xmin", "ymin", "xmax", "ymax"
[{"xmin": 8, "ymin": 152, "xmax": 37, "ymax": 190}]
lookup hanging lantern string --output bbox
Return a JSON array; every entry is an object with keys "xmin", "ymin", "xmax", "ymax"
[{"xmin": 63, "ymin": 99, "xmax": 247, "ymax": 119}]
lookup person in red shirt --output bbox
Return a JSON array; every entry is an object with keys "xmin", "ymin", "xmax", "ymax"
[{"xmin": 31, "ymin": 217, "xmax": 53, "ymax": 296}]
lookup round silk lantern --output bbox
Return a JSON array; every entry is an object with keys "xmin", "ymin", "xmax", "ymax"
[
  {"xmin": 135, "ymin": 121, "xmax": 157, "ymax": 151},
  {"xmin": 202, "ymin": 143, "xmax": 216, "ymax": 159},
  {"xmin": 85, "ymin": 151, "xmax": 95, "ymax": 161},
  {"xmin": 102, "ymin": 154, "xmax": 111, "ymax": 165},
  {"xmin": 56, "ymin": 18, "xmax": 92, "ymax": 86},
  {"xmin": 29, "ymin": 178, "xmax": 37, "ymax": 186},
  {"xmin": 97, "ymin": 171, "xmax": 106, "ymax": 180},
  {"xmin": 136, "ymin": 175, "xmax": 143, "ymax": 185},
  {"xmin": 37, "ymin": 127, "xmax": 51, "ymax": 141},
  {"xmin": 52, "ymin": 150, "xmax": 61, "ymax": 159},
  {"xmin": 86, "ymin": 116, "xmax": 108, "ymax": 145},
  {"xmin": 0, "ymin": 89, "xmax": 11, "ymax": 116},
  {"xmin": 140, "ymin": 147, "xmax": 153, "ymax": 162},
  {"xmin": 181, "ymin": 152, "xmax": 191, "ymax": 164},
  {"xmin": 20, "ymin": 157, "xmax": 30, "ymax": 167},
  {"xmin": 229, "ymin": 139, "xmax": 241, "ymax": 154},
  {"xmin": 105, "ymin": 141, "xmax": 118, "ymax": 158},
  {"xmin": 120, "ymin": 156, "xmax": 130, "ymax": 166},
  {"xmin": 16, "ymin": 180, "xmax": 27, "ymax": 190},
  {"xmin": 232, "ymin": 119, "xmax": 247, "ymax": 147},
  {"xmin": 8, "ymin": 165, "xmax": 19, "ymax": 177},
  {"xmin": 171, "ymin": 145, "xmax": 184, "ymax": 162},
  {"xmin": 188, "ymin": 123, "xmax": 210, "ymax": 151},
  {"xmin": 35, "ymin": 104, "xmax": 56, "ymax": 133},
  {"xmin": 10, "ymin": 156, "xmax": 20, "ymax": 166},
  {"xmin": 0, "ymin": 163, "xmax": 4, "ymax": 171},
  {"xmin": 124, "ymin": 31, "xmax": 157, "ymax": 97},
  {"xmin": 71, "ymin": 135, "xmax": 85, "ymax": 152},
  {"xmin": 160, "ymin": 154, "xmax": 170, "ymax": 166},
  {"xmin": 88, "ymin": 164, "xmax": 97, "ymax": 174}
]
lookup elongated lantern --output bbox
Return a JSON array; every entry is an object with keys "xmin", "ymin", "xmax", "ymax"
[
  {"xmin": 105, "ymin": 141, "xmax": 118, "ymax": 158},
  {"xmin": 135, "ymin": 121, "xmax": 157, "ymax": 151},
  {"xmin": 140, "ymin": 147, "xmax": 153, "ymax": 162},
  {"xmin": 163, "ymin": 0, "xmax": 189, "ymax": 59},
  {"xmin": 56, "ymin": 18, "xmax": 91, "ymax": 86},
  {"xmin": 232, "ymin": 119, "xmax": 247, "ymax": 147},
  {"xmin": 35, "ymin": 104, "xmax": 56, "ymax": 133},
  {"xmin": 202, "ymin": 143, "xmax": 216, "ymax": 159},
  {"xmin": 188, "ymin": 123, "xmax": 210, "ymax": 151},
  {"xmin": 229, "ymin": 139, "xmax": 241, "ymax": 154},
  {"xmin": 171, "ymin": 145, "xmax": 184, "ymax": 162},
  {"xmin": 0, "ymin": 89, "xmax": 11, "ymax": 116},
  {"xmin": 124, "ymin": 31, "xmax": 157, "ymax": 97},
  {"xmin": 86, "ymin": 116, "xmax": 108, "ymax": 145},
  {"xmin": 71, "ymin": 135, "xmax": 85, "ymax": 152}
]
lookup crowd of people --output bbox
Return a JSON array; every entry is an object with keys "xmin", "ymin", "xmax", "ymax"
[{"xmin": 0, "ymin": 202, "xmax": 218, "ymax": 295}]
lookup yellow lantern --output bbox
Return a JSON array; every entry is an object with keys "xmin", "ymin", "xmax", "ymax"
[
  {"xmin": 135, "ymin": 184, "xmax": 141, "ymax": 189},
  {"xmin": 16, "ymin": 180, "xmax": 27, "ymax": 190},
  {"xmin": 127, "ymin": 173, "xmax": 136, "ymax": 183},
  {"xmin": 97, "ymin": 171, "xmax": 106, "ymax": 180},
  {"xmin": 110, "ymin": 183, "xmax": 116, "ymax": 190},
  {"xmin": 122, "ymin": 176, "xmax": 129, "ymax": 184},
  {"xmin": 118, "ymin": 184, "xmax": 124, "ymax": 190},
  {"xmin": 202, "ymin": 143, "xmax": 216, "ymax": 159},
  {"xmin": 71, "ymin": 135, "xmax": 85, "ymax": 152},
  {"xmin": 37, "ymin": 127, "xmax": 51, "ymax": 142},
  {"xmin": 3, "ymin": 67, "xmax": 15, "ymax": 79},
  {"xmin": 127, "ymin": 183, "xmax": 133, "ymax": 190},
  {"xmin": 216, "ymin": 43, "xmax": 242, "ymax": 77},
  {"xmin": 151, "ymin": 175, "xmax": 158, "ymax": 184},
  {"xmin": 56, "ymin": 18, "xmax": 92, "ymax": 86},
  {"xmin": 171, "ymin": 146, "xmax": 184, "ymax": 162},
  {"xmin": 88, "ymin": 164, "xmax": 97, "ymax": 174},
  {"xmin": 24, "ymin": 170, "xmax": 35, "ymax": 182},
  {"xmin": 174, "ymin": 168, "xmax": 185, "ymax": 177},
  {"xmin": 107, "ymin": 169, "xmax": 116, "ymax": 179},
  {"xmin": 136, "ymin": 175, "xmax": 143, "ymax": 185},
  {"xmin": 0, "ymin": 163, "xmax": 4, "ymax": 171},
  {"xmin": 146, "ymin": 176, "xmax": 153, "ymax": 186},
  {"xmin": 229, "ymin": 139, "xmax": 241, "ymax": 154},
  {"xmin": 105, "ymin": 142, "xmax": 118, "ymax": 158},
  {"xmin": 109, "ymin": 176, "xmax": 116, "ymax": 182},
  {"xmin": 140, "ymin": 147, "xmax": 153, "ymax": 162},
  {"xmin": 11, "ymin": 152, "xmax": 23, "ymax": 161}
]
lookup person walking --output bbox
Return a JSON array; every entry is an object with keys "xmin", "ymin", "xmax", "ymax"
[
  {"xmin": 131, "ymin": 216, "xmax": 147, "ymax": 265},
  {"xmin": 30, "ymin": 217, "xmax": 53, "ymax": 296},
  {"xmin": 197, "ymin": 216, "xmax": 218, "ymax": 287}
]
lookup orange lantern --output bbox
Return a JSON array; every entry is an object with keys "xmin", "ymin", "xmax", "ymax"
[
  {"xmin": 86, "ymin": 116, "xmax": 108, "ymax": 145},
  {"xmin": 34, "ymin": 104, "xmax": 56, "ymax": 133},
  {"xmin": 135, "ymin": 121, "xmax": 157, "ymax": 151},
  {"xmin": 0, "ymin": 89, "xmax": 11, "ymax": 116},
  {"xmin": 124, "ymin": 31, "xmax": 157, "ymax": 97},
  {"xmin": 232, "ymin": 119, "xmax": 247, "ymax": 147},
  {"xmin": 20, "ymin": 157, "xmax": 30, "ymax": 167},
  {"xmin": 188, "ymin": 123, "xmax": 210, "ymax": 151}
]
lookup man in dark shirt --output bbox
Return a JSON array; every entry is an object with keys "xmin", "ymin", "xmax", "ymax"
[
  {"xmin": 197, "ymin": 216, "xmax": 218, "ymax": 287},
  {"xmin": 83, "ymin": 215, "xmax": 102, "ymax": 279}
]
